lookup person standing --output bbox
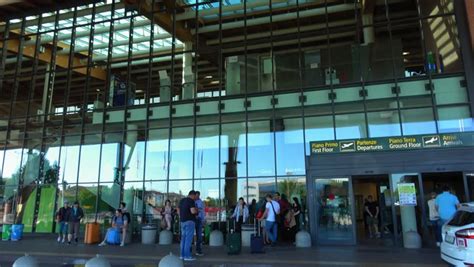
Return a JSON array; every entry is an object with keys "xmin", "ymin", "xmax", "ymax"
[
  {"xmin": 179, "ymin": 190, "xmax": 198, "ymax": 261},
  {"xmin": 427, "ymin": 192, "xmax": 440, "ymax": 246},
  {"xmin": 249, "ymin": 199, "xmax": 257, "ymax": 224},
  {"xmin": 119, "ymin": 202, "xmax": 130, "ymax": 245},
  {"xmin": 55, "ymin": 200, "xmax": 70, "ymax": 243},
  {"xmin": 292, "ymin": 197, "xmax": 302, "ymax": 231},
  {"xmin": 162, "ymin": 199, "xmax": 174, "ymax": 230},
  {"xmin": 66, "ymin": 201, "xmax": 84, "ymax": 245},
  {"xmin": 231, "ymin": 197, "xmax": 249, "ymax": 233},
  {"xmin": 194, "ymin": 191, "xmax": 205, "ymax": 257},
  {"xmin": 259, "ymin": 194, "xmax": 280, "ymax": 247},
  {"xmin": 364, "ymin": 195, "xmax": 380, "ymax": 238},
  {"xmin": 435, "ymin": 185, "xmax": 461, "ymax": 240}
]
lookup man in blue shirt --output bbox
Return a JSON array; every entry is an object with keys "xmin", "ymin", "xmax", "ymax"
[
  {"xmin": 194, "ymin": 191, "xmax": 205, "ymax": 256},
  {"xmin": 435, "ymin": 185, "xmax": 461, "ymax": 229}
]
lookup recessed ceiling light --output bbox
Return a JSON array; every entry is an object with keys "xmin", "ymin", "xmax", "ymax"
[
  {"xmin": 210, "ymin": 80, "xmax": 219, "ymax": 84},
  {"xmin": 204, "ymin": 75, "xmax": 213, "ymax": 79},
  {"xmin": 403, "ymin": 51, "xmax": 410, "ymax": 56}
]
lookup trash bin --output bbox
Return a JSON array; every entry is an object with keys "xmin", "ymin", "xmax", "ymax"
[
  {"xmin": 141, "ymin": 224, "xmax": 157, "ymax": 245},
  {"xmin": 2, "ymin": 224, "xmax": 12, "ymax": 241},
  {"xmin": 241, "ymin": 224, "xmax": 253, "ymax": 247},
  {"xmin": 11, "ymin": 224, "xmax": 24, "ymax": 241}
]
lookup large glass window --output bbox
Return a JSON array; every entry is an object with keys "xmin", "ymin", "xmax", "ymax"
[
  {"xmin": 401, "ymin": 108, "xmax": 437, "ymax": 135},
  {"xmin": 146, "ymin": 129, "xmax": 169, "ymax": 181},
  {"xmin": 367, "ymin": 111, "xmax": 401, "ymax": 137},
  {"xmin": 195, "ymin": 125, "xmax": 220, "ymax": 179},
  {"xmin": 275, "ymin": 118, "xmax": 305, "ymax": 176},
  {"xmin": 221, "ymin": 123, "xmax": 247, "ymax": 178},
  {"xmin": 335, "ymin": 113, "xmax": 367, "ymax": 139},
  {"xmin": 169, "ymin": 127, "xmax": 193, "ymax": 180},
  {"xmin": 248, "ymin": 120, "xmax": 275, "ymax": 177}
]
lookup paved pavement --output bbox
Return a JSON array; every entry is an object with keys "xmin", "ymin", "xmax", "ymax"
[{"xmin": 0, "ymin": 235, "xmax": 446, "ymax": 267}]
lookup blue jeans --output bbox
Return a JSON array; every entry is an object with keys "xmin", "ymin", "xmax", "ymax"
[
  {"xmin": 58, "ymin": 222, "xmax": 67, "ymax": 235},
  {"xmin": 430, "ymin": 220, "xmax": 440, "ymax": 242},
  {"xmin": 195, "ymin": 220, "xmax": 203, "ymax": 254},
  {"xmin": 265, "ymin": 220, "xmax": 278, "ymax": 243},
  {"xmin": 438, "ymin": 219, "xmax": 448, "ymax": 242},
  {"xmin": 180, "ymin": 220, "xmax": 195, "ymax": 259}
]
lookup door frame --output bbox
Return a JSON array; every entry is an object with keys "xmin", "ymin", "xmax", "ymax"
[
  {"xmin": 463, "ymin": 171, "xmax": 474, "ymax": 202},
  {"xmin": 311, "ymin": 175, "xmax": 356, "ymax": 245},
  {"xmin": 351, "ymin": 174, "xmax": 394, "ymax": 245}
]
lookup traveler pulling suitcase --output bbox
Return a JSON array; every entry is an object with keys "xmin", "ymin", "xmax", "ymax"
[
  {"xmin": 227, "ymin": 219, "xmax": 241, "ymax": 255},
  {"xmin": 84, "ymin": 222, "xmax": 101, "ymax": 244},
  {"xmin": 250, "ymin": 220, "xmax": 265, "ymax": 253}
]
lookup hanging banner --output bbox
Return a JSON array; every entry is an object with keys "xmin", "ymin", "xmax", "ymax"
[
  {"xmin": 398, "ymin": 183, "xmax": 417, "ymax": 206},
  {"xmin": 310, "ymin": 132, "xmax": 474, "ymax": 154}
]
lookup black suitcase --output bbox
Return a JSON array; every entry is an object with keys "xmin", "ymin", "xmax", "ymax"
[
  {"xmin": 250, "ymin": 220, "xmax": 265, "ymax": 253},
  {"xmin": 227, "ymin": 220, "xmax": 241, "ymax": 255}
]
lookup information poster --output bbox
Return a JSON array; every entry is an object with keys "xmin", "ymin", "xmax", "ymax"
[{"xmin": 398, "ymin": 183, "xmax": 417, "ymax": 206}]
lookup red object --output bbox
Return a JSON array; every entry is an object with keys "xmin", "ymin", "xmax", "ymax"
[
  {"xmin": 328, "ymin": 193, "xmax": 335, "ymax": 200},
  {"xmin": 256, "ymin": 210, "xmax": 264, "ymax": 219}
]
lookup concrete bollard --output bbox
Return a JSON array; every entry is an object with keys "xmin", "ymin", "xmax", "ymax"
[
  {"xmin": 85, "ymin": 254, "xmax": 111, "ymax": 267},
  {"xmin": 295, "ymin": 230, "xmax": 312, "ymax": 248},
  {"xmin": 403, "ymin": 230, "xmax": 422, "ymax": 249},
  {"xmin": 13, "ymin": 254, "xmax": 39, "ymax": 267},
  {"xmin": 159, "ymin": 229, "xmax": 173, "ymax": 245},
  {"xmin": 158, "ymin": 253, "xmax": 183, "ymax": 267},
  {"xmin": 209, "ymin": 230, "xmax": 224, "ymax": 247}
]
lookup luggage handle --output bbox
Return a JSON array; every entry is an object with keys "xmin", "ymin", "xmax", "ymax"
[{"xmin": 254, "ymin": 217, "xmax": 261, "ymax": 236}]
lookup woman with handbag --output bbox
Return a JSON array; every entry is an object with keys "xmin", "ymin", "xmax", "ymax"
[
  {"xmin": 231, "ymin": 197, "xmax": 249, "ymax": 233},
  {"xmin": 161, "ymin": 200, "xmax": 174, "ymax": 230}
]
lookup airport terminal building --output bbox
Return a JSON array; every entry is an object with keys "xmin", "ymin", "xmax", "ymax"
[{"xmin": 0, "ymin": 0, "xmax": 473, "ymax": 247}]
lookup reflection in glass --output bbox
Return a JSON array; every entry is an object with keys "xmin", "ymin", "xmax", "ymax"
[
  {"xmin": 367, "ymin": 111, "xmax": 401, "ymax": 137},
  {"xmin": 78, "ymin": 144, "xmax": 100, "ymax": 183},
  {"xmin": 275, "ymin": 118, "xmax": 305, "ymax": 176},
  {"xmin": 305, "ymin": 116, "xmax": 335, "ymax": 154},
  {"xmin": 221, "ymin": 123, "xmax": 247, "ymax": 178},
  {"xmin": 168, "ymin": 180, "xmax": 192, "ymax": 207},
  {"xmin": 437, "ymin": 106, "xmax": 474, "ymax": 133},
  {"xmin": 335, "ymin": 113, "xmax": 367, "ymax": 139},
  {"xmin": 194, "ymin": 179, "xmax": 222, "ymax": 223},
  {"xmin": 401, "ymin": 108, "xmax": 437, "ymax": 135},
  {"xmin": 169, "ymin": 127, "xmax": 193, "ymax": 179},
  {"xmin": 248, "ymin": 120, "xmax": 275, "ymax": 177},
  {"xmin": 195, "ymin": 125, "xmax": 220, "ymax": 179},
  {"xmin": 146, "ymin": 129, "xmax": 169, "ymax": 180},
  {"xmin": 124, "ymin": 141, "xmax": 145, "ymax": 181},
  {"xmin": 315, "ymin": 178, "xmax": 353, "ymax": 243},
  {"xmin": 144, "ymin": 180, "xmax": 167, "ymax": 224}
]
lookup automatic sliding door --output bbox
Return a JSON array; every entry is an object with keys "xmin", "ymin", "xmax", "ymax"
[{"xmin": 314, "ymin": 177, "xmax": 355, "ymax": 245}]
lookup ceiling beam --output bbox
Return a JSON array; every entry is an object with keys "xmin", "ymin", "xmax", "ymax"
[
  {"xmin": 1, "ymin": 37, "xmax": 106, "ymax": 80},
  {"xmin": 0, "ymin": 2, "xmax": 125, "ymax": 33},
  {"xmin": 192, "ymin": 4, "xmax": 356, "ymax": 34}
]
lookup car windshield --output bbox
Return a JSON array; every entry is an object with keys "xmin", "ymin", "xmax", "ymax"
[{"xmin": 448, "ymin": 210, "xmax": 474, "ymax": 227}]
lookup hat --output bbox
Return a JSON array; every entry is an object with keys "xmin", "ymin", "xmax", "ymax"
[{"xmin": 63, "ymin": 200, "xmax": 69, "ymax": 204}]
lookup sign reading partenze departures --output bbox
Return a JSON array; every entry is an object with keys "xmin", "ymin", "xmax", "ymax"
[{"xmin": 310, "ymin": 132, "xmax": 474, "ymax": 154}]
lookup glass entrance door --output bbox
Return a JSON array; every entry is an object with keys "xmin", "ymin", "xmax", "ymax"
[
  {"xmin": 467, "ymin": 172, "xmax": 474, "ymax": 202},
  {"xmin": 314, "ymin": 177, "xmax": 355, "ymax": 244}
]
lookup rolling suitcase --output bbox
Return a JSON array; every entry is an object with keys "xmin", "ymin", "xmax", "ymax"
[
  {"xmin": 84, "ymin": 222, "xmax": 101, "ymax": 244},
  {"xmin": 227, "ymin": 220, "xmax": 241, "ymax": 255},
  {"xmin": 250, "ymin": 220, "xmax": 265, "ymax": 253},
  {"xmin": 106, "ymin": 229, "xmax": 121, "ymax": 245}
]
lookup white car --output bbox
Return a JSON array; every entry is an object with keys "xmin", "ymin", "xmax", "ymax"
[{"xmin": 441, "ymin": 202, "xmax": 474, "ymax": 267}]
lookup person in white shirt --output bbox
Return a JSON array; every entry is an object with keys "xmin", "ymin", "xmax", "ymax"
[
  {"xmin": 259, "ymin": 194, "xmax": 280, "ymax": 247},
  {"xmin": 427, "ymin": 192, "xmax": 440, "ymax": 246}
]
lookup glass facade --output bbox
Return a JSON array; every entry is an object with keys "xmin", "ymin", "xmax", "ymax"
[{"xmin": 0, "ymin": 0, "xmax": 472, "ymax": 234}]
